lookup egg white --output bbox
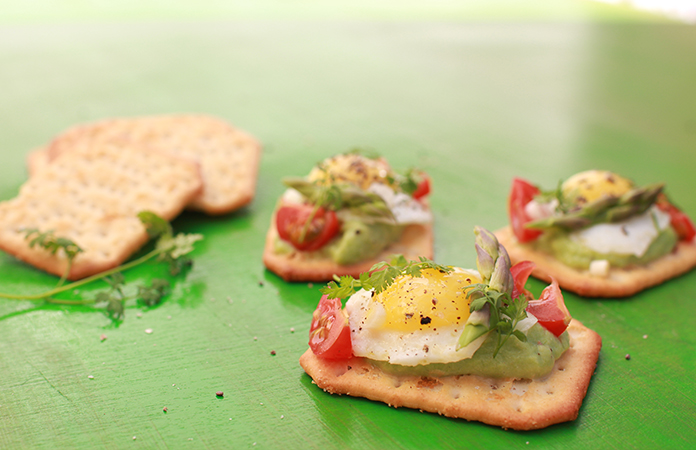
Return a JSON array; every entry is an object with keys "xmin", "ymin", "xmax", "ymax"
[
  {"xmin": 570, "ymin": 206, "xmax": 671, "ymax": 257},
  {"xmin": 345, "ymin": 268, "xmax": 480, "ymax": 367},
  {"xmin": 367, "ymin": 182, "xmax": 432, "ymax": 225}
]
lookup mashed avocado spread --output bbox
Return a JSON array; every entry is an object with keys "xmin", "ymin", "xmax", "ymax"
[
  {"xmin": 533, "ymin": 226, "xmax": 677, "ymax": 270},
  {"xmin": 274, "ymin": 220, "xmax": 402, "ymax": 265},
  {"xmin": 371, "ymin": 323, "xmax": 569, "ymax": 379}
]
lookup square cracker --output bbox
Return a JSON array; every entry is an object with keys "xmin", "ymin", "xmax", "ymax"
[
  {"xmin": 495, "ymin": 226, "xmax": 696, "ymax": 297},
  {"xmin": 300, "ymin": 319, "xmax": 601, "ymax": 430},
  {"xmin": 42, "ymin": 114, "xmax": 261, "ymax": 215},
  {"xmin": 26, "ymin": 147, "xmax": 50, "ymax": 177},
  {"xmin": 0, "ymin": 144, "xmax": 202, "ymax": 280},
  {"xmin": 262, "ymin": 209, "xmax": 434, "ymax": 282}
]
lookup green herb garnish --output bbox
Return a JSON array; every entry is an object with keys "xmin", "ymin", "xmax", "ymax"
[
  {"xmin": 462, "ymin": 285, "xmax": 528, "ymax": 357},
  {"xmin": 457, "ymin": 227, "xmax": 528, "ymax": 357},
  {"xmin": 21, "ymin": 228, "xmax": 84, "ymax": 288},
  {"xmin": 388, "ymin": 168, "xmax": 426, "ymax": 197},
  {"xmin": 283, "ymin": 178, "xmax": 395, "ymax": 224},
  {"xmin": 1, "ymin": 211, "xmax": 202, "ymax": 322},
  {"xmin": 320, "ymin": 255, "xmax": 453, "ymax": 300}
]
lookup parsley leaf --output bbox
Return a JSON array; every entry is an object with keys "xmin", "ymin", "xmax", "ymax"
[
  {"xmin": 137, "ymin": 279, "xmax": 171, "ymax": 307},
  {"xmin": 462, "ymin": 283, "xmax": 528, "ymax": 357},
  {"xmin": 457, "ymin": 227, "xmax": 528, "ymax": 357},
  {"xmin": 320, "ymin": 255, "xmax": 453, "ymax": 300},
  {"xmin": 21, "ymin": 228, "xmax": 84, "ymax": 287}
]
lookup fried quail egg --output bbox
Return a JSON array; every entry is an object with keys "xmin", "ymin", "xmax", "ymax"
[
  {"xmin": 308, "ymin": 153, "xmax": 393, "ymax": 190},
  {"xmin": 561, "ymin": 170, "xmax": 634, "ymax": 206},
  {"xmin": 304, "ymin": 153, "xmax": 431, "ymax": 224},
  {"xmin": 345, "ymin": 267, "xmax": 481, "ymax": 366}
]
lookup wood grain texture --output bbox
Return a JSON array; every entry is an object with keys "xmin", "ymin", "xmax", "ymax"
[{"xmin": 1, "ymin": 7, "xmax": 696, "ymax": 450}]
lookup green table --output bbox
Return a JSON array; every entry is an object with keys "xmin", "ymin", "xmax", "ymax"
[{"xmin": 1, "ymin": 2, "xmax": 695, "ymax": 448}]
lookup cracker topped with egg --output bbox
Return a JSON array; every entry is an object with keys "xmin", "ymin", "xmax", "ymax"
[
  {"xmin": 496, "ymin": 170, "xmax": 696, "ymax": 297},
  {"xmin": 263, "ymin": 152, "xmax": 433, "ymax": 281},
  {"xmin": 300, "ymin": 227, "xmax": 602, "ymax": 430}
]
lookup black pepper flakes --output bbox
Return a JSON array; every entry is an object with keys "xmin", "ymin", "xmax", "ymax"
[{"xmin": 420, "ymin": 316, "xmax": 432, "ymax": 325}]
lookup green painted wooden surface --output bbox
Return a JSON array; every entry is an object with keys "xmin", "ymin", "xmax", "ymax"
[{"xmin": 1, "ymin": 2, "xmax": 695, "ymax": 449}]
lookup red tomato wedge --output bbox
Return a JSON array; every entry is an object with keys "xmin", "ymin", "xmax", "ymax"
[
  {"xmin": 656, "ymin": 197, "xmax": 696, "ymax": 241},
  {"xmin": 309, "ymin": 295, "xmax": 352, "ymax": 359},
  {"xmin": 526, "ymin": 278, "xmax": 571, "ymax": 337},
  {"xmin": 276, "ymin": 204, "xmax": 340, "ymax": 251},
  {"xmin": 412, "ymin": 175, "xmax": 431, "ymax": 200},
  {"xmin": 508, "ymin": 177, "xmax": 543, "ymax": 243},
  {"xmin": 511, "ymin": 260, "xmax": 536, "ymax": 301},
  {"xmin": 671, "ymin": 211, "xmax": 696, "ymax": 241}
]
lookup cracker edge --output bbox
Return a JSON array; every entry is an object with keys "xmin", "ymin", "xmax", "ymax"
[
  {"xmin": 495, "ymin": 226, "xmax": 696, "ymax": 297},
  {"xmin": 186, "ymin": 126, "xmax": 263, "ymax": 215},
  {"xmin": 262, "ymin": 209, "xmax": 434, "ymax": 282},
  {"xmin": 300, "ymin": 319, "xmax": 602, "ymax": 431}
]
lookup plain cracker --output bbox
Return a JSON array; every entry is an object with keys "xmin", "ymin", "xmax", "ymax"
[
  {"xmin": 25, "ymin": 147, "xmax": 50, "ymax": 177},
  {"xmin": 0, "ymin": 144, "xmax": 202, "ymax": 280},
  {"xmin": 262, "ymin": 209, "xmax": 434, "ymax": 282},
  {"xmin": 495, "ymin": 226, "xmax": 696, "ymax": 297},
  {"xmin": 300, "ymin": 319, "xmax": 601, "ymax": 430},
  {"xmin": 44, "ymin": 114, "xmax": 261, "ymax": 215}
]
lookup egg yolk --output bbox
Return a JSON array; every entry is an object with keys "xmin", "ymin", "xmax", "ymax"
[
  {"xmin": 308, "ymin": 153, "xmax": 393, "ymax": 190},
  {"xmin": 372, "ymin": 268, "xmax": 480, "ymax": 332},
  {"xmin": 561, "ymin": 170, "xmax": 634, "ymax": 206}
]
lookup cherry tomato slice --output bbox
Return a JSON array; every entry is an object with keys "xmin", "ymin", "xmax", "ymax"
[
  {"xmin": 276, "ymin": 204, "xmax": 340, "ymax": 251},
  {"xmin": 656, "ymin": 196, "xmax": 696, "ymax": 241},
  {"xmin": 671, "ymin": 211, "xmax": 696, "ymax": 241},
  {"xmin": 526, "ymin": 278, "xmax": 571, "ymax": 338},
  {"xmin": 309, "ymin": 295, "xmax": 352, "ymax": 359},
  {"xmin": 412, "ymin": 175, "xmax": 431, "ymax": 200},
  {"xmin": 508, "ymin": 177, "xmax": 543, "ymax": 243},
  {"xmin": 511, "ymin": 260, "xmax": 536, "ymax": 301}
]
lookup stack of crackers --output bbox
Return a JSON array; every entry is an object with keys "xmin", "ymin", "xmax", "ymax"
[{"xmin": 0, "ymin": 114, "xmax": 261, "ymax": 280}]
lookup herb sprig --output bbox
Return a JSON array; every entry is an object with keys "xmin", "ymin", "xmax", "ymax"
[
  {"xmin": 463, "ymin": 283, "xmax": 528, "ymax": 357},
  {"xmin": 0, "ymin": 211, "xmax": 202, "ymax": 322},
  {"xmin": 387, "ymin": 168, "xmax": 427, "ymax": 197},
  {"xmin": 458, "ymin": 227, "xmax": 529, "ymax": 357},
  {"xmin": 21, "ymin": 228, "xmax": 84, "ymax": 288},
  {"xmin": 320, "ymin": 255, "xmax": 453, "ymax": 300}
]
